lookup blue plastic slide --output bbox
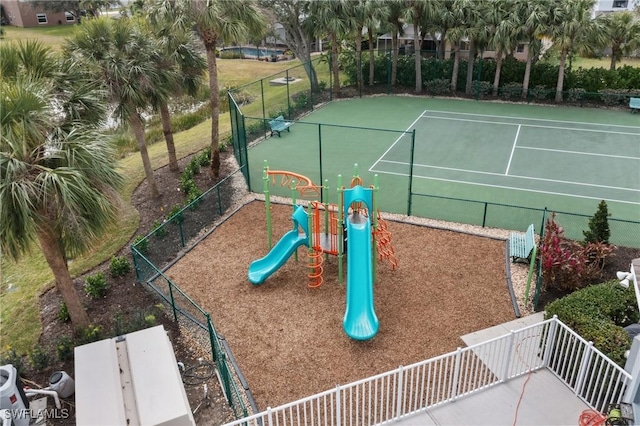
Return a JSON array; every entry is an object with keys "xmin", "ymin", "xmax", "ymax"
[
  {"xmin": 248, "ymin": 205, "xmax": 308, "ymax": 285},
  {"xmin": 343, "ymin": 212, "xmax": 379, "ymax": 340}
]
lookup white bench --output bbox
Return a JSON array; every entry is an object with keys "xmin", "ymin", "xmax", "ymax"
[
  {"xmin": 269, "ymin": 115, "xmax": 292, "ymax": 137},
  {"xmin": 630, "ymin": 97, "xmax": 640, "ymax": 113},
  {"xmin": 509, "ymin": 224, "xmax": 535, "ymax": 263}
]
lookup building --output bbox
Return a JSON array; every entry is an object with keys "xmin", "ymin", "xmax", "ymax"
[
  {"xmin": 0, "ymin": 0, "xmax": 76, "ymax": 27},
  {"xmin": 592, "ymin": 0, "xmax": 639, "ymax": 17}
]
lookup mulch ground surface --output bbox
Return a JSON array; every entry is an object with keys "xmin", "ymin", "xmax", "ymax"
[{"xmin": 166, "ymin": 200, "xmax": 516, "ymax": 410}]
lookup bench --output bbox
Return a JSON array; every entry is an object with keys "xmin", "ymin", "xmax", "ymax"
[
  {"xmin": 630, "ymin": 97, "xmax": 640, "ymax": 113},
  {"xmin": 509, "ymin": 224, "xmax": 536, "ymax": 263},
  {"xmin": 269, "ymin": 115, "xmax": 292, "ymax": 137}
]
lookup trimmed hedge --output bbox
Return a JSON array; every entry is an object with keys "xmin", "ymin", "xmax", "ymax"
[{"xmin": 545, "ymin": 280, "xmax": 639, "ymax": 365}]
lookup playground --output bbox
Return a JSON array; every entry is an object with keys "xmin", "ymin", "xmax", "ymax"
[{"xmin": 165, "ymin": 165, "xmax": 515, "ymax": 409}]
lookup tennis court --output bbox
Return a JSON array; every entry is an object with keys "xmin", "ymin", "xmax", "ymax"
[{"xmin": 245, "ymin": 96, "xmax": 640, "ymax": 242}]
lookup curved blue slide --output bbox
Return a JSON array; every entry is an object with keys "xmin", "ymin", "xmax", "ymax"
[
  {"xmin": 343, "ymin": 202, "xmax": 379, "ymax": 341},
  {"xmin": 248, "ymin": 205, "xmax": 308, "ymax": 285}
]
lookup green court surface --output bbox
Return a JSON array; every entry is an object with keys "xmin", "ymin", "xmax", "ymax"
[{"xmin": 246, "ymin": 96, "xmax": 640, "ymax": 242}]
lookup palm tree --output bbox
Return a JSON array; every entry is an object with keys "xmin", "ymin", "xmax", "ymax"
[
  {"xmin": 382, "ymin": 0, "xmax": 405, "ymax": 87},
  {"xmin": 364, "ymin": 1, "xmax": 389, "ymax": 86},
  {"xmin": 515, "ymin": 0, "xmax": 551, "ymax": 99},
  {"xmin": 65, "ymin": 17, "xmax": 173, "ymax": 198},
  {"xmin": 489, "ymin": 1, "xmax": 519, "ymax": 96},
  {"xmin": 309, "ymin": 0, "xmax": 353, "ymax": 98},
  {"xmin": 403, "ymin": 1, "xmax": 436, "ymax": 93},
  {"xmin": 461, "ymin": 0, "xmax": 492, "ymax": 95},
  {"xmin": 602, "ymin": 11, "xmax": 640, "ymax": 70},
  {"xmin": 150, "ymin": 0, "xmax": 266, "ymax": 180},
  {"xmin": 443, "ymin": 0, "xmax": 466, "ymax": 92},
  {"xmin": 549, "ymin": 0, "xmax": 607, "ymax": 102},
  {"xmin": 145, "ymin": 18, "xmax": 207, "ymax": 172},
  {"xmin": 1, "ymin": 43, "xmax": 123, "ymax": 330}
]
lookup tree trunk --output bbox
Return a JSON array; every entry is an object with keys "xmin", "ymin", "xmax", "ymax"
[
  {"xmin": 206, "ymin": 43, "xmax": 221, "ymax": 180},
  {"xmin": 38, "ymin": 227, "xmax": 89, "ymax": 330},
  {"xmin": 451, "ymin": 42, "xmax": 460, "ymax": 92},
  {"xmin": 283, "ymin": 24, "xmax": 318, "ymax": 91},
  {"xmin": 492, "ymin": 51, "xmax": 503, "ymax": 97},
  {"xmin": 331, "ymin": 32, "xmax": 340, "ymax": 97},
  {"xmin": 522, "ymin": 46, "xmax": 533, "ymax": 99},
  {"xmin": 160, "ymin": 103, "xmax": 179, "ymax": 172},
  {"xmin": 356, "ymin": 26, "xmax": 363, "ymax": 92},
  {"xmin": 610, "ymin": 46, "xmax": 618, "ymax": 70},
  {"xmin": 130, "ymin": 109, "xmax": 159, "ymax": 198},
  {"xmin": 368, "ymin": 27, "xmax": 375, "ymax": 86},
  {"xmin": 391, "ymin": 33, "xmax": 398, "ymax": 86},
  {"xmin": 555, "ymin": 47, "xmax": 567, "ymax": 102},
  {"xmin": 413, "ymin": 23, "xmax": 422, "ymax": 93},
  {"xmin": 465, "ymin": 40, "xmax": 476, "ymax": 95}
]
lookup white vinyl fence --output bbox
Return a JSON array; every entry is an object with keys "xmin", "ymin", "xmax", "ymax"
[{"xmin": 224, "ymin": 316, "xmax": 631, "ymax": 426}]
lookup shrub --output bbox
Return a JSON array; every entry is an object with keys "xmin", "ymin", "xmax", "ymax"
[
  {"xmin": 167, "ymin": 204, "xmax": 184, "ymax": 224},
  {"xmin": 0, "ymin": 347, "xmax": 24, "ymax": 374},
  {"xmin": 132, "ymin": 235, "xmax": 149, "ymax": 254},
  {"xmin": 77, "ymin": 324, "xmax": 103, "ymax": 345},
  {"xmin": 583, "ymin": 200, "xmax": 611, "ymax": 244},
  {"xmin": 424, "ymin": 78, "xmax": 451, "ymax": 96},
  {"xmin": 180, "ymin": 175, "xmax": 196, "ymax": 193},
  {"xmin": 540, "ymin": 213, "xmax": 613, "ymax": 291},
  {"xmin": 57, "ymin": 302, "xmax": 70, "ymax": 323},
  {"xmin": 55, "ymin": 336, "xmax": 74, "ymax": 361},
  {"xmin": 84, "ymin": 271, "xmax": 108, "ymax": 299},
  {"xmin": 28, "ymin": 345, "xmax": 51, "ymax": 371},
  {"xmin": 500, "ymin": 82, "xmax": 523, "ymax": 100},
  {"xmin": 566, "ymin": 88, "xmax": 586, "ymax": 102},
  {"xmin": 152, "ymin": 219, "xmax": 167, "ymax": 239},
  {"xmin": 473, "ymin": 80, "xmax": 492, "ymax": 96},
  {"xmin": 529, "ymin": 85, "xmax": 550, "ymax": 100},
  {"xmin": 197, "ymin": 148, "xmax": 211, "ymax": 167},
  {"xmin": 545, "ymin": 281, "xmax": 638, "ymax": 365},
  {"xmin": 109, "ymin": 255, "xmax": 131, "ymax": 277}
]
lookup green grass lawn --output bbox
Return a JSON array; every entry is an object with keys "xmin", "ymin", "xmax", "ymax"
[{"xmin": 1, "ymin": 25, "xmax": 77, "ymax": 50}]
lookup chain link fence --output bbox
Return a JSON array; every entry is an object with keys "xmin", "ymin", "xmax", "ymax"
[{"xmin": 131, "ymin": 168, "xmax": 257, "ymax": 419}]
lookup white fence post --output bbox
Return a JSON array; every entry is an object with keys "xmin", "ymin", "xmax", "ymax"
[
  {"xmin": 501, "ymin": 331, "xmax": 515, "ymax": 381},
  {"xmin": 395, "ymin": 366, "xmax": 404, "ymax": 420},
  {"xmin": 335, "ymin": 385, "xmax": 341, "ymax": 426},
  {"xmin": 574, "ymin": 341, "xmax": 593, "ymax": 397},
  {"xmin": 267, "ymin": 407, "xmax": 273, "ymax": 426},
  {"xmin": 450, "ymin": 348, "xmax": 462, "ymax": 401},
  {"xmin": 542, "ymin": 317, "xmax": 558, "ymax": 367}
]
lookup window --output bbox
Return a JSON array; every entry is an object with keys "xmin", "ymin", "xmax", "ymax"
[
  {"xmin": 36, "ymin": 13, "xmax": 47, "ymax": 24},
  {"xmin": 613, "ymin": 0, "xmax": 628, "ymax": 8},
  {"xmin": 516, "ymin": 43, "xmax": 525, "ymax": 53},
  {"xmin": 65, "ymin": 12, "xmax": 75, "ymax": 22}
]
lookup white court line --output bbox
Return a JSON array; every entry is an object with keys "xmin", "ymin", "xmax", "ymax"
[
  {"xmin": 421, "ymin": 115, "xmax": 640, "ymax": 136},
  {"xmin": 371, "ymin": 167, "xmax": 640, "ymax": 206},
  {"xmin": 505, "ymin": 125, "xmax": 521, "ymax": 175},
  {"xmin": 369, "ymin": 110, "xmax": 426, "ymax": 172},
  {"xmin": 379, "ymin": 159, "xmax": 639, "ymax": 193},
  {"xmin": 518, "ymin": 146, "xmax": 640, "ymax": 160},
  {"xmin": 420, "ymin": 109, "xmax": 640, "ymax": 130}
]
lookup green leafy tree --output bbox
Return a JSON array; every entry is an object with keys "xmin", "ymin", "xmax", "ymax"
[
  {"xmin": 144, "ymin": 17, "xmax": 207, "ymax": 172},
  {"xmin": 548, "ymin": 0, "xmax": 607, "ymax": 102},
  {"xmin": 150, "ymin": 0, "xmax": 266, "ymax": 180},
  {"xmin": 602, "ymin": 11, "xmax": 640, "ymax": 70},
  {"xmin": 65, "ymin": 17, "xmax": 174, "ymax": 197},
  {"xmin": 514, "ymin": 0, "xmax": 552, "ymax": 99},
  {"xmin": 259, "ymin": 0, "xmax": 320, "ymax": 91},
  {"xmin": 1, "ymin": 41, "xmax": 123, "ymax": 329},
  {"xmin": 583, "ymin": 200, "xmax": 611, "ymax": 244},
  {"xmin": 309, "ymin": 0, "xmax": 353, "ymax": 98},
  {"xmin": 402, "ymin": 1, "xmax": 439, "ymax": 93},
  {"xmin": 381, "ymin": 0, "xmax": 405, "ymax": 87}
]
